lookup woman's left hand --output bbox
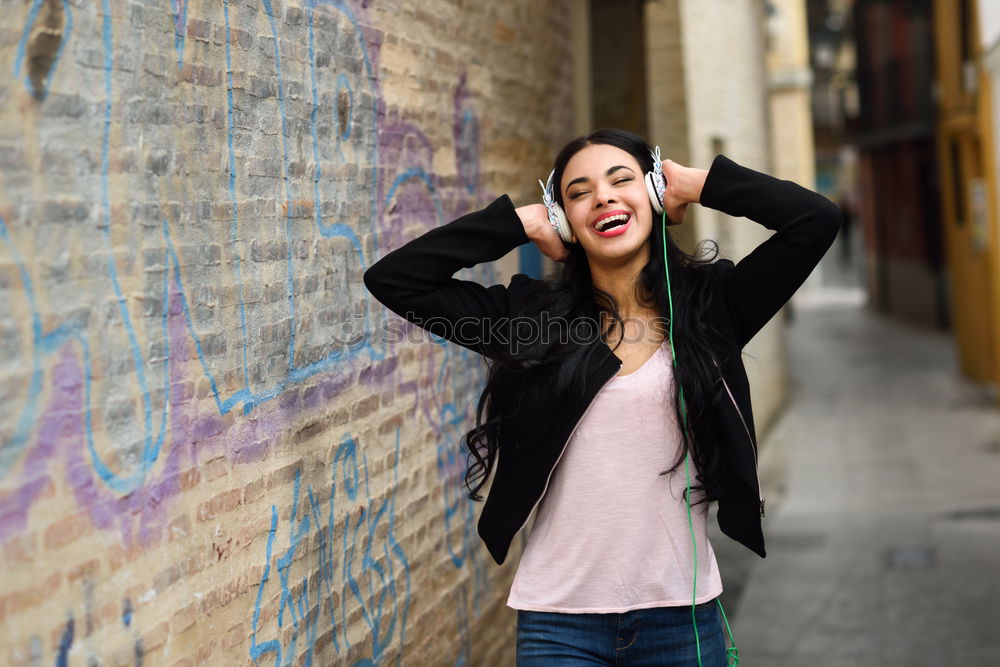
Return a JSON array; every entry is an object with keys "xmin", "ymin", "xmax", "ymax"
[{"xmin": 660, "ymin": 160, "xmax": 709, "ymax": 225}]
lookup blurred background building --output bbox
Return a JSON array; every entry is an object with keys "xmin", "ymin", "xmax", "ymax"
[
  {"xmin": 931, "ymin": 0, "xmax": 1000, "ymax": 389},
  {"xmin": 790, "ymin": 0, "xmax": 1000, "ymax": 398},
  {"xmin": 853, "ymin": 0, "xmax": 944, "ymax": 328}
]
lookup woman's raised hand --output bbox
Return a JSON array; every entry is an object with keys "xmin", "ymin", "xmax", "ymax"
[
  {"xmin": 516, "ymin": 204, "xmax": 571, "ymax": 263},
  {"xmin": 660, "ymin": 159, "xmax": 709, "ymax": 225}
]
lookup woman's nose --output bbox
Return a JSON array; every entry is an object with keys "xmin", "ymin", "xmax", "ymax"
[{"xmin": 594, "ymin": 185, "xmax": 616, "ymax": 207}]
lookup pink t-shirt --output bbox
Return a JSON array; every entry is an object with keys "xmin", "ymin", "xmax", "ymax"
[{"xmin": 506, "ymin": 340, "xmax": 723, "ymax": 613}]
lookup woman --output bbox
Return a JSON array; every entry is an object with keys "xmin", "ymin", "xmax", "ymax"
[{"xmin": 364, "ymin": 129, "xmax": 840, "ymax": 666}]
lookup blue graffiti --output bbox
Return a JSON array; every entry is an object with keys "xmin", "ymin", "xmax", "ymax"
[
  {"xmin": 178, "ymin": 0, "xmax": 387, "ymax": 419},
  {"xmin": 250, "ymin": 430, "xmax": 410, "ymax": 666},
  {"xmin": 55, "ymin": 612, "xmax": 73, "ymax": 667},
  {"xmin": 46, "ymin": 594, "xmax": 143, "ymax": 666},
  {"xmin": 0, "ymin": 0, "xmax": 391, "ymax": 486},
  {"xmin": 2, "ymin": 0, "xmax": 494, "ymax": 499},
  {"xmin": 0, "ymin": 217, "xmax": 43, "ymax": 472},
  {"xmin": 73, "ymin": 0, "xmax": 170, "ymax": 493},
  {"xmin": 429, "ymin": 343, "xmax": 491, "ymax": 623},
  {"xmin": 172, "ymin": 0, "xmax": 189, "ymax": 67},
  {"xmin": 122, "ymin": 597, "xmax": 133, "ymax": 627},
  {"xmin": 0, "ymin": 216, "xmax": 106, "ymax": 492},
  {"xmin": 376, "ymin": 121, "xmax": 495, "ymax": 641}
]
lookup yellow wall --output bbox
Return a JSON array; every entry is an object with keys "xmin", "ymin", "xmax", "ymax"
[
  {"xmin": 981, "ymin": 4, "xmax": 1000, "ymax": 395},
  {"xmin": 932, "ymin": 0, "xmax": 1000, "ymax": 388}
]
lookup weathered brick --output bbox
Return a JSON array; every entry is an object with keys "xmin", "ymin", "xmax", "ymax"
[
  {"xmin": 271, "ymin": 461, "xmax": 302, "ymax": 487},
  {"xmin": 293, "ymin": 418, "xmax": 325, "ymax": 444},
  {"xmin": 39, "ymin": 93, "xmax": 88, "ymax": 118},
  {"xmin": 43, "ymin": 511, "xmax": 89, "ymax": 550},
  {"xmin": 378, "ymin": 414, "xmax": 403, "ymax": 436},
  {"xmin": 186, "ymin": 18, "xmax": 213, "ymax": 42},
  {"xmin": 179, "ymin": 467, "xmax": 201, "ymax": 491},
  {"xmin": 107, "ymin": 543, "xmax": 142, "ymax": 572},
  {"xmin": 170, "ymin": 602, "xmax": 197, "ymax": 634},
  {"xmin": 153, "ymin": 563, "xmax": 181, "ymax": 594},
  {"xmin": 168, "ymin": 515, "xmax": 192, "ymax": 542},
  {"xmin": 199, "ymin": 574, "xmax": 244, "ymax": 615},
  {"xmin": 330, "ymin": 407, "xmax": 350, "ymax": 425},
  {"xmin": 203, "ymin": 456, "xmax": 228, "ymax": 481},
  {"xmin": 66, "ymin": 558, "xmax": 101, "ymax": 584},
  {"xmin": 196, "ymin": 489, "xmax": 241, "ymax": 521},
  {"xmin": 0, "ymin": 572, "xmax": 60, "ymax": 622},
  {"xmin": 220, "ymin": 620, "xmax": 246, "ymax": 650},
  {"xmin": 2, "ymin": 532, "xmax": 36, "ymax": 564},
  {"xmin": 229, "ymin": 27, "xmax": 253, "ymax": 49},
  {"xmin": 142, "ymin": 621, "xmax": 170, "ymax": 652},
  {"xmin": 351, "ymin": 395, "xmax": 380, "ymax": 421},
  {"xmin": 247, "ymin": 74, "xmax": 277, "ymax": 98},
  {"xmin": 242, "ymin": 475, "xmax": 269, "ymax": 503}
]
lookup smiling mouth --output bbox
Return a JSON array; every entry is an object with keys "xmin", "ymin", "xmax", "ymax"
[
  {"xmin": 594, "ymin": 213, "xmax": 631, "ymax": 232},
  {"xmin": 592, "ymin": 211, "xmax": 632, "ymax": 236}
]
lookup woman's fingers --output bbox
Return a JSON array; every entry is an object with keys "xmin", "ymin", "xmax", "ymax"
[
  {"xmin": 659, "ymin": 160, "xmax": 686, "ymax": 223},
  {"xmin": 658, "ymin": 160, "xmax": 706, "ymax": 224},
  {"xmin": 536, "ymin": 227, "xmax": 571, "ymax": 261},
  {"xmin": 661, "ymin": 158, "xmax": 683, "ymax": 186},
  {"xmin": 516, "ymin": 203, "xmax": 571, "ymax": 262}
]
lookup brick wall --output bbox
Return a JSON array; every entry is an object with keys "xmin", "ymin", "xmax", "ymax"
[{"xmin": 0, "ymin": 0, "xmax": 573, "ymax": 664}]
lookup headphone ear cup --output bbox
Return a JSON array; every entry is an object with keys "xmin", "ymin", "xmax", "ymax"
[
  {"xmin": 645, "ymin": 171, "xmax": 665, "ymax": 215},
  {"xmin": 539, "ymin": 171, "xmax": 576, "ymax": 244},
  {"xmin": 549, "ymin": 203, "xmax": 574, "ymax": 244}
]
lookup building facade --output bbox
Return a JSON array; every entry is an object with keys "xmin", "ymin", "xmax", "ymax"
[{"xmin": 852, "ymin": 0, "xmax": 948, "ymax": 327}]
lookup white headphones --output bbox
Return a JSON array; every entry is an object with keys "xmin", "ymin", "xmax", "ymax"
[{"xmin": 538, "ymin": 146, "xmax": 668, "ymax": 244}]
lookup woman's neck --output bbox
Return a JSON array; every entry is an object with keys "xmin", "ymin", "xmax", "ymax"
[{"xmin": 587, "ymin": 251, "xmax": 651, "ymax": 320}]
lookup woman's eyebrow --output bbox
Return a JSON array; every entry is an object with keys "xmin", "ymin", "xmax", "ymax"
[{"xmin": 564, "ymin": 165, "xmax": 636, "ymax": 192}]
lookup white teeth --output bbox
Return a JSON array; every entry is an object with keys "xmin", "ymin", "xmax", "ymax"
[{"xmin": 595, "ymin": 214, "xmax": 629, "ymax": 232}]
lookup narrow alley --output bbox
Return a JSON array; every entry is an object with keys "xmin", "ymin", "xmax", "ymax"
[{"xmin": 715, "ymin": 295, "xmax": 1000, "ymax": 666}]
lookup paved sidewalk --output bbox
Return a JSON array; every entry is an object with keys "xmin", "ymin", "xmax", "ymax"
[{"xmin": 713, "ymin": 300, "xmax": 1000, "ymax": 666}]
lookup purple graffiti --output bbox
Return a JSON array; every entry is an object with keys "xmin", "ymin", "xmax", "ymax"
[{"xmin": 0, "ymin": 345, "xmax": 79, "ymax": 539}]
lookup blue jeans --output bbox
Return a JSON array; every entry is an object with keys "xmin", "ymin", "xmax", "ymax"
[{"xmin": 515, "ymin": 600, "xmax": 727, "ymax": 666}]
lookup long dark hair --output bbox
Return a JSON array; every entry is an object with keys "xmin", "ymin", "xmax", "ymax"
[{"xmin": 463, "ymin": 129, "xmax": 728, "ymax": 504}]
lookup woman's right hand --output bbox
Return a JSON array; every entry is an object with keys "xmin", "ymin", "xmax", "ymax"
[
  {"xmin": 516, "ymin": 204, "xmax": 571, "ymax": 263},
  {"xmin": 660, "ymin": 160, "xmax": 708, "ymax": 225}
]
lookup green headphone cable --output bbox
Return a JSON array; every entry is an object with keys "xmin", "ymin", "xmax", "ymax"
[{"xmin": 661, "ymin": 207, "xmax": 740, "ymax": 667}]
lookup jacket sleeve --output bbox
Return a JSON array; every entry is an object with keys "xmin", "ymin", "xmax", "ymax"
[
  {"xmin": 699, "ymin": 155, "xmax": 841, "ymax": 349},
  {"xmin": 362, "ymin": 194, "xmax": 531, "ymax": 357}
]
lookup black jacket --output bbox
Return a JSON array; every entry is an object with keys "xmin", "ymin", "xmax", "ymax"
[{"xmin": 363, "ymin": 155, "xmax": 840, "ymax": 565}]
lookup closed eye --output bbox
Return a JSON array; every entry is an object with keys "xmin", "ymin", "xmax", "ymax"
[{"xmin": 568, "ymin": 177, "xmax": 634, "ymax": 200}]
